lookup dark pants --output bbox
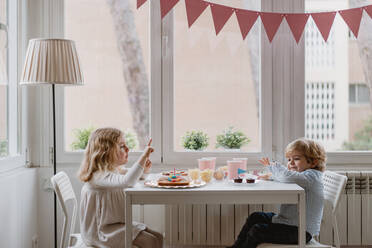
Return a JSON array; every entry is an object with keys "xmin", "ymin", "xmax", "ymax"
[{"xmin": 231, "ymin": 212, "xmax": 312, "ymax": 248}]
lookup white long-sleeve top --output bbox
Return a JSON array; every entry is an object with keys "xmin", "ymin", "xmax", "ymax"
[
  {"xmin": 80, "ymin": 162, "xmax": 145, "ymax": 248},
  {"xmin": 268, "ymin": 162, "xmax": 324, "ymax": 236}
]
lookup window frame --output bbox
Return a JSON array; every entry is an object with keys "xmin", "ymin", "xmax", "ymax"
[
  {"xmin": 56, "ymin": 0, "xmax": 372, "ymax": 168},
  {"xmin": 56, "ymin": 0, "xmax": 163, "ymax": 165},
  {"xmin": 0, "ymin": 0, "xmax": 23, "ymax": 171},
  {"xmin": 160, "ymin": 1, "xmax": 273, "ymax": 167}
]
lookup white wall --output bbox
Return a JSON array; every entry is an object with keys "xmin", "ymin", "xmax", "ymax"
[{"xmin": 0, "ymin": 168, "xmax": 38, "ymax": 248}]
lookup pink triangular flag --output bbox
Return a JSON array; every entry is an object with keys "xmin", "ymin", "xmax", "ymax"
[
  {"xmin": 235, "ymin": 9, "xmax": 259, "ymax": 40},
  {"xmin": 364, "ymin": 5, "xmax": 372, "ymax": 19},
  {"xmin": 260, "ymin": 12, "xmax": 284, "ymax": 42},
  {"xmin": 311, "ymin": 12, "xmax": 336, "ymax": 42},
  {"xmin": 137, "ymin": 0, "xmax": 147, "ymax": 9},
  {"xmin": 160, "ymin": 0, "xmax": 180, "ymax": 18},
  {"xmin": 185, "ymin": 0, "xmax": 209, "ymax": 28},
  {"xmin": 339, "ymin": 7, "xmax": 363, "ymax": 38},
  {"xmin": 285, "ymin": 13, "xmax": 310, "ymax": 43},
  {"xmin": 210, "ymin": 3, "xmax": 234, "ymax": 35}
]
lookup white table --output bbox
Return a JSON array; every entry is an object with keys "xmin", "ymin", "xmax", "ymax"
[{"xmin": 125, "ymin": 179, "xmax": 306, "ymax": 248}]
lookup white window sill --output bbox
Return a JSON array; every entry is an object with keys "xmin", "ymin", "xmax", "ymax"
[{"xmin": 0, "ymin": 155, "xmax": 26, "ymax": 174}]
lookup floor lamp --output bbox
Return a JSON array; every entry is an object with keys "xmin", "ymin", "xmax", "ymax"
[{"xmin": 20, "ymin": 38, "xmax": 84, "ymax": 248}]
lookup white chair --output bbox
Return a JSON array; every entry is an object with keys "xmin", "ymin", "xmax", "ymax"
[
  {"xmin": 51, "ymin": 171, "xmax": 92, "ymax": 248},
  {"xmin": 257, "ymin": 170, "xmax": 348, "ymax": 248}
]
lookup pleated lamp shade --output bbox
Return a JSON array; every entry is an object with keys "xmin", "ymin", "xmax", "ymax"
[{"xmin": 20, "ymin": 38, "xmax": 83, "ymax": 85}]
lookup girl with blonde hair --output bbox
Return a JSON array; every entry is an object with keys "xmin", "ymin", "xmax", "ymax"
[{"xmin": 78, "ymin": 127, "xmax": 163, "ymax": 248}]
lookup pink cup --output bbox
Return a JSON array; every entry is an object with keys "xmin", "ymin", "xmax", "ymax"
[
  {"xmin": 198, "ymin": 158, "xmax": 216, "ymax": 171},
  {"xmin": 227, "ymin": 160, "xmax": 243, "ymax": 180},
  {"xmin": 233, "ymin": 158, "xmax": 247, "ymax": 171},
  {"xmin": 204, "ymin": 157, "xmax": 216, "ymax": 169}
]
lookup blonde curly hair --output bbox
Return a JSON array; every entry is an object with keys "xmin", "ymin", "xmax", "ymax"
[
  {"xmin": 285, "ymin": 138, "xmax": 327, "ymax": 172},
  {"xmin": 78, "ymin": 127, "xmax": 123, "ymax": 182}
]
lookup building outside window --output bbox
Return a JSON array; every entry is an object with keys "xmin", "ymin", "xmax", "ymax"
[{"xmin": 305, "ymin": 0, "xmax": 372, "ymax": 152}]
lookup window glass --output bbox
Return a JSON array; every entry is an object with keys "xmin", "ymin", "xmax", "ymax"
[
  {"xmin": 173, "ymin": 0, "xmax": 261, "ymax": 152},
  {"xmin": 305, "ymin": 0, "xmax": 372, "ymax": 151},
  {"xmin": 349, "ymin": 85, "xmax": 356, "ymax": 103},
  {"xmin": 357, "ymin": 84, "xmax": 370, "ymax": 103},
  {"xmin": 0, "ymin": 0, "xmax": 8, "ymax": 157},
  {"xmin": 64, "ymin": 0, "xmax": 150, "ymax": 151}
]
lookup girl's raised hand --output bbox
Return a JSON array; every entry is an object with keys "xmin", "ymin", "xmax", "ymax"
[
  {"xmin": 144, "ymin": 159, "xmax": 152, "ymax": 174},
  {"xmin": 258, "ymin": 157, "xmax": 271, "ymax": 166},
  {"xmin": 143, "ymin": 138, "xmax": 154, "ymax": 157},
  {"xmin": 140, "ymin": 138, "xmax": 154, "ymax": 167}
]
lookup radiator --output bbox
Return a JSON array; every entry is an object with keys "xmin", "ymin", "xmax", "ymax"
[{"xmin": 164, "ymin": 171, "xmax": 372, "ymax": 246}]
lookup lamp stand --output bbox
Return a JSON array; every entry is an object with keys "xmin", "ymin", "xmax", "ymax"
[
  {"xmin": 20, "ymin": 39, "xmax": 84, "ymax": 248},
  {"xmin": 52, "ymin": 84, "xmax": 57, "ymax": 248}
]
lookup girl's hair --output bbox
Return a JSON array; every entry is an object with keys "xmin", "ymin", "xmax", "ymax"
[
  {"xmin": 285, "ymin": 138, "xmax": 327, "ymax": 172},
  {"xmin": 78, "ymin": 127, "xmax": 123, "ymax": 182}
]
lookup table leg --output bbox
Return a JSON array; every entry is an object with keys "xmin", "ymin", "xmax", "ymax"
[
  {"xmin": 125, "ymin": 193, "xmax": 132, "ymax": 248},
  {"xmin": 298, "ymin": 192, "xmax": 306, "ymax": 248}
]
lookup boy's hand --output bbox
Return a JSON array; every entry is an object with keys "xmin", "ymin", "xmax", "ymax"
[
  {"xmin": 258, "ymin": 157, "xmax": 270, "ymax": 166},
  {"xmin": 257, "ymin": 173, "xmax": 272, "ymax": 180}
]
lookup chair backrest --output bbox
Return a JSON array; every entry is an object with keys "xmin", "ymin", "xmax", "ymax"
[
  {"xmin": 322, "ymin": 170, "xmax": 347, "ymax": 248},
  {"xmin": 323, "ymin": 170, "xmax": 347, "ymax": 212},
  {"xmin": 51, "ymin": 171, "xmax": 78, "ymax": 248}
]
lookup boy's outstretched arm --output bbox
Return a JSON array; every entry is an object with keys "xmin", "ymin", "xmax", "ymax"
[{"xmin": 259, "ymin": 159, "xmax": 315, "ymax": 188}]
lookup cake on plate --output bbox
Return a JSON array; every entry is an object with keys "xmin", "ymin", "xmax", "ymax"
[{"xmin": 158, "ymin": 175, "xmax": 190, "ymax": 186}]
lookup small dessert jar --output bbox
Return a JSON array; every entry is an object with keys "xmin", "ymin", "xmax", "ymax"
[{"xmin": 234, "ymin": 178, "xmax": 243, "ymax": 183}]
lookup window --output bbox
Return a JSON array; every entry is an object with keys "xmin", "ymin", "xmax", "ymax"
[
  {"xmin": 162, "ymin": 0, "xmax": 270, "ymax": 165},
  {"xmin": 60, "ymin": 0, "xmax": 160, "ymax": 163},
  {"xmin": 60, "ymin": 0, "xmax": 271, "ymax": 166},
  {"xmin": 0, "ymin": 0, "xmax": 20, "ymax": 165},
  {"xmin": 305, "ymin": 0, "xmax": 372, "ymax": 154},
  {"xmin": 172, "ymin": 0, "xmax": 261, "ymax": 153},
  {"xmin": 349, "ymin": 84, "xmax": 370, "ymax": 104},
  {"xmin": 59, "ymin": 0, "xmax": 372, "ymax": 166}
]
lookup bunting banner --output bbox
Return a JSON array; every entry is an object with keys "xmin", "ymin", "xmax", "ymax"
[
  {"xmin": 260, "ymin": 12, "xmax": 284, "ymax": 42},
  {"xmin": 235, "ymin": 9, "xmax": 259, "ymax": 40},
  {"xmin": 311, "ymin": 12, "xmax": 337, "ymax": 42},
  {"xmin": 185, "ymin": 0, "xmax": 209, "ymax": 28},
  {"xmin": 210, "ymin": 3, "xmax": 235, "ymax": 35},
  {"xmin": 137, "ymin": 0, "xmax": 372, "ymax": 43},
  {"xmin": 365, "ymin": 5, "xmax": 372, "ymax": 19},
  {"xmin": 137, "ymin": 0, "xmax": 147, "ymax": 9},
  {"xmin": 339, "ymin": 7, "xmax": 363, "ymax": 38},
  {"xmin": 160, "ymin": 0, "xmax": 180, "ymax": 18},
  {"xmin": 285, "ymin": 13, "xmax": 310, "ymax": 43}
]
